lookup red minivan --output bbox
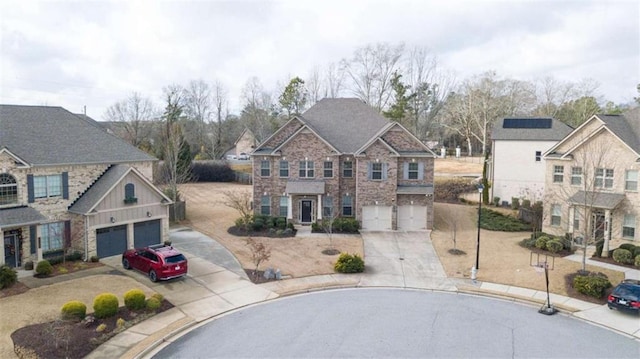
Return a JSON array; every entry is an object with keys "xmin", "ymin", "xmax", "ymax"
[{"xmin": 122, "ymin": 244, "xmax": 188, "ymax": 282}]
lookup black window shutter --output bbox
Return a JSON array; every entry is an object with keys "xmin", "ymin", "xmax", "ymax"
[
  {"xmin": 62, "ymin": 172, "xmax": 69, "ymax": 199},
  {"xmin": 27, "ymin": 174, "xmax": 35, "ymax": 203},
  {"xmin": 30, "ymin": 225, "xmax": 37, "ymax": 254},
  {"xmin": 64, "ymin": 221, "xmax": 71, "ymax": 247}
]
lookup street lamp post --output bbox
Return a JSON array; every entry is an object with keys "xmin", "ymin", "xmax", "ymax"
[{"xmin": 472, "ymin": 184, "xmax": 483, "ymax": 280}]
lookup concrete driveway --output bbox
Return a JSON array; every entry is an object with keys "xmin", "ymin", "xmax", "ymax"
[{"xmin": 358, "ymin": 231, "xmax": 456, "ymax": 291}]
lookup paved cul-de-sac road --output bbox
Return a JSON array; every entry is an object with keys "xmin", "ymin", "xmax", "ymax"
[{"xmin": 154, "ymin": 288, "xmax": 640, "ymax": 358}]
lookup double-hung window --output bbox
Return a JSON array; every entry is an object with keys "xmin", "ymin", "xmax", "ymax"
[
  {"xmin": 260, "ymin": 160, "xmax": 271, "ymax": 177},
  {"xmin": 41, "ymin": 222, "xmax": 64, "ymax": 251},
  {"xmin": 34, "ymin": 174, "xmax": 62, "ymax": 198},
  {"xmin": 623, "ymin": 214, "xmax": 636, "ymax": 239},
  {"xmin": 342, "ymin": 195, "xmax": 353, "ymax": 216},
  {"xmin": 279, "ymin": 160, "xmax": 289, "ymax": 178},
  {"xmin": 299, "ymin": 160, "xmax": 314, "ymax": 178},
  {"xmin": 571, "ymin": 167, "xmax": 582, "ymax": 186},
  {"xmin": 323, "ymin": 196, "xmax": 333, "ymax": 217},
  {"xmin": 595, "ymin": 168, "xmax": 614, "ymax": 189},
  {"xmin": 551, "ymin": 204, "xmax": 561, "ymax": 226},
  {"xmin": 625, "ymin": 170, "xmax": 638, "ymax": 191},
  {"xmin": 343, "ymin": 161, "xmax": 353, "ymax": 178},
  {"xmin": 260, "ymin": 196, "xmax": 270, "ymax": 215},
  {"xmin": 553, "ymin": 166, "xmax": 564, "ymax": 183},
  {"xmin": 404, "ymin": 162, "xmax": 423, "ymax": 180},
  {"xmin": 369, "ymin": 162, "xmax": 386, "ymax": 181},
  {"xmin": 535, "ymin": 151, "xmax": 542, "ymax": 162},
  {"xmin": 323, "ymin": 161, "xmax": 333, "ymax": 178},
  {"xmin": 279, "ymin": 196, "xmax": 288, "ymax": 217}
]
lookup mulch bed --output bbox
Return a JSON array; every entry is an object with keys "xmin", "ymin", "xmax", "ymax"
[
  {"xmin": 244, "ymin": 269, "xmax": 278, "ymax": 284},
  {"xmin": 11, "ymin": 300, "xmax": 173, "ymax": 359},
  {"xmin": 227, "ymin": 226, "xmax": 297, "ymax": 238},
  {"xmin": 564, "ymin": 272, "xmax": 613, "ymax": 305}
]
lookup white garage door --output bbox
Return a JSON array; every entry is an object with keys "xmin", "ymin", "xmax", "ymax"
[
  {"xmin": 361, "ymin": 206, "xmax": 392, "ymax": 231},
  {"xmin": 397, "ymin": 205, "xmax": 427, "ymax": 231}
]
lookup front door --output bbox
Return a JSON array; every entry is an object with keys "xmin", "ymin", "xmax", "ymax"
[
  {"xmin": 593, "ymin": 212, "xmax": 605, "ymax": 241},
  {"xmin": 301, "ymin": 200, "xmax": 313, "ymax": 223},
  {"xmin": 4, "ymin": 234, "xmax": 19, "ymax": 268}
]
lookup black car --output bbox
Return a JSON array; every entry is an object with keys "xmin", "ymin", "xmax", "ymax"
[{"xmin": 607, "ymin": 279, "xmax": 640, "ymax": 314}]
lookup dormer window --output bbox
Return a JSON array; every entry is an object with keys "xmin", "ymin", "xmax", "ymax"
[
  {"xmin": 0, "ymin": 173, "xmax": 18, "ymax": 205},
  {"xmin": 124, "ymin": 183, "xmax": 137, "ymax": 204}
]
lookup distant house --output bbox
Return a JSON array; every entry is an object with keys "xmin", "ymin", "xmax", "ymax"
[
  {"xmin": 542, "ymin": 108, "xmax": 640, "ymax": 252},
  {"xmin": 0, "ymin": 105, "xmax": 171, "ymax": 268},
  {"xmin": 224, "ymin": 128, "xmax": 257, "ymax": 160},
  {"xmin": 490, "ymin": 117, "xmax": 573, "ymax": 205},
  {"xmin": 251, "ymin": 98, "xmax": 436, "ymax": 230}
]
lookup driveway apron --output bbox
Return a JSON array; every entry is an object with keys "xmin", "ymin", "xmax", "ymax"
[{"xmin": 359, "ymin": 231, "xmax": 456, "ymax": 291}]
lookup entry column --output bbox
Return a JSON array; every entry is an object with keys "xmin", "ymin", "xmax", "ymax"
[{"xmin": 317, "ymin": 195, "xmax": 323, "ymax": 220}]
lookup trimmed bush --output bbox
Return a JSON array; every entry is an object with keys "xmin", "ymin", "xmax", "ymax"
[
  {"xmin": 124, "ymin": 289, "xmax": 147, "ymax": 311},
  {"xmin": 96, "ymin": 323, "xmax": 107, "ymax": 332},
  {"xmin": 618, "ymin": 243, "xmax": 636, "ymax": 252},
  {"xmin": 151, "ymin": 293, "xmax": 164, "ymax": 302},
  {"xmin": 511, "ymin": 197, "xmax": 520, "ymax": 210},
  {"xmin": 61, "ymin": 300, "xmax": 87, "ymax": 321},
  {"xmin": 612, "ymin": 248, "xmax": 633, "ymax": 264},
  {"xmin": 251, "ymin": 218, "xmax": 265, "ymax": 231},
  {"xmin": 480, "ymin": 208, "xmax": 531, "ymax": 232},
  {"xmin": 35, "ymin": 260, "xmax": 53, "ymax": 276},
  {"xmin": 116, "ymin": 318, "xmax": 126, "ymax": 329},
  {"xmin": 492, "ymin": 197, "xmax": 500, "ymax": 206},
  {"xmin": 635, "ymin": 254, "xmax": 640, "ymax": 267},
  {"xmin": 573, "ymin": 273, "xmax": 611, "ymax": 298},
  {"xmin": 535, "ymin": 236, "xmax": 549, "ymax": 250},
  {"xmin": 546, "ymin": 239, "xmax": 564, "ymax": 253},
  {"xmin": 146, "ymin": 297, "xmax": 162, "ymax": 311},
  {"xmin": 311, "ymin": 222, "xmax": 322, "ymax": 232},
  {"xmin": 520, "ymin": 237, "xmax": 537, "ymax": 249},
  {"xmin": 334, "ymin": 253, "xmax": 365, "ymax": 273},
  {"xmin": 594, "ymin": 239, "xmax": 605, "ymax": 257},
  {"xmin": 521, "ymin": 199, "xmax": 531, "ymax": 209},
  {"xmin": 93, "ymin": 293, "xmax": 119, "ymax": 319},
  {"xmin": 333, "ymin": 217, "xmax": 360, "ymax": 233},
  {"xmin": 0, "ymin": 265, "xmax": 18, "ymax": 289},
  {"xmin": 90, "ymin": 256, "xmax": 100, "ymax": 263}
]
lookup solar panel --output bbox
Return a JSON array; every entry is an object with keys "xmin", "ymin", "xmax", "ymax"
[{"xmin": 503, "ymin": 118, "xmax": 552, "ymax": 129}]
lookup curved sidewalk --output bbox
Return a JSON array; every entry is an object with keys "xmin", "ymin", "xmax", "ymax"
[{"xmin": 88, "ymin": 229, "xmax": 640, "ymax": 359}]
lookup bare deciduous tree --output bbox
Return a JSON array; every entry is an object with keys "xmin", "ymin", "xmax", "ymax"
[
  {"xmin": 341, "ymin": 42, "xmax": 405, "ymax": 111},
  {"xmin": 183, "ymin": 80, "xmax": 212, "ymax": 155},
  {"xmin": 212, "ymin": 81, "xmax": 228, "ymax": 159},
  {"xmin": 245, "ymin": 237, "xmax": 271, "ymax": 280},
  {"xmin": 103, "ymin": 92, "xmax": 156, "ymax": 148},
  {"xmin": 222, "ymin": 190, "xmax": 253, "ymax": 230}
]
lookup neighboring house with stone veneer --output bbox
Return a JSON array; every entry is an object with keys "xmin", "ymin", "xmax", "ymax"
[
  {"xmin": 542, "ymin": 108, "xmax": 640, "ymax": 254},
  {"xmin": 0, "ymin": 105, "xmax": 171, "ymax": 268},
  {"xmin": 490, "ymin": 117, "xmax": 573, "ymax": 206},
  {"xmin": 251, "ymin": 98, "xmax": 436, "ymax": 231}
]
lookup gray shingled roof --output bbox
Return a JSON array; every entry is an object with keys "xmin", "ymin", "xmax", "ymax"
[
  {"xmin": 285, "ymin": 181, "xmax": 325, "ymax": 195},
  {"xmin": 0, "ymin": 206, "xmax": 46, "ymax": 227},
  {"xmin": 598, "ymin": 108, "xmax": 640, "ymax": 154},
  {"xmin": 492, "ymin": 117, "xmax": 573, "ymax": 141},
  {"xmin": 68, "ymin": 164, "xmax": 131, "ymax": 214},
  {"xmin": 0, "ymin": 105, "xmax": 156, "ymax": 165},
  {"xmin": 567, "ymin": 191, "xmax": 625, "ymax": 210},
  {"xmin": 298, "ymin": 98, "xmax": 389, "ymax": 153}
]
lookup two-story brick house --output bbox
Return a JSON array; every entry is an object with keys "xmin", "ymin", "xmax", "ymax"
[
  {"xmin": 542, "ymin": 108, "xmax": 639, "ymax": 254},
  {"xmin": 0, "ymin": 105, "xmax": 171, "ymax": 268},
  {"xmin": 251, "ymin": 98, "xmax": 436, "ymax": 231}
]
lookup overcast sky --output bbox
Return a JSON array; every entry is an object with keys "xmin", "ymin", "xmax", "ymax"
[{"xmin": 1, "ymin": 0, "xmax": 638, "ymax": 120}]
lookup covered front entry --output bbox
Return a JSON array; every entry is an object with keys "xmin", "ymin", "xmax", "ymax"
[
  {"xmin": 362, "ymin": 206, "xmax": 393, "ymax": 231},
  {"xmin": 134, "ymin": 219, "xmax": 161, "ymax": 248},
  {"xmin": 397, "ymin": 205, "xmax": 427, "ymax": 231},
  {"xmin": 96, "ymin": 225, "xmax": 127, "ymax": 258}
]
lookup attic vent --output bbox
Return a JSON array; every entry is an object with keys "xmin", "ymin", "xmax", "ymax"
[{"xmin": 503, "ymin": 118, "xmax": 552, "ymax": 129}]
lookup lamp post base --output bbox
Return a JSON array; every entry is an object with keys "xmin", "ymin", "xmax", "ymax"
[
  {"xmin": 471, "ymin": 266, "xmax": 477, "ymax": 281},
  {"xmin": 538, "ymin": 305, "xmax": 558, "ymax": 316}
]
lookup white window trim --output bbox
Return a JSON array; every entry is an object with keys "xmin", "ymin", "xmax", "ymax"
[
  {"xmin": 553, "ymin": 166, "xmax": 564, "ymax": 183},
  {"xmin": 299, "ymin": 160, "xmax": 315, "ymax": 178},
  {"xmin": 625, "ymin": 170, "xmax": 638, "ymax": 191}
]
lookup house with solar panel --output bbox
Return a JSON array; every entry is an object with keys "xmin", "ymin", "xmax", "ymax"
[
  {"xmin": 489, "ymin": 117, "xmax": 573, "ymax": 206},
  {"xmin": 251, "ymin": 98, "xmax": 437, "ymax": 231},
  {"xmin": 542, "ymin": 108, "xmax": 640, "ymax": 254},
  {"xmin": 0, "ymin": 105, "xmax": 171, "ymax": 268}
]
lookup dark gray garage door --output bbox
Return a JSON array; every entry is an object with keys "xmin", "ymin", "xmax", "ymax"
[
  {"xmin": 134, "ymin": 219, "xmax": 161, "ymax": 248},
  {"xmin": 96, "ymin": 225, "xmax": 127, "ymax": 258}
]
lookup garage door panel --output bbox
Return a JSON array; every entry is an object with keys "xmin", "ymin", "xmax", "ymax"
[
  {"xmin": 134, "ymin": 219, "xmax": 161, "ymax": 248},
  {"xmin": 96, "ymin": 225, "xmax": 127, "ymax": 258},
  {"xmin": 362, "ymin": 206, "xmax": 392, "ymax": 231},
  {"xmin": 397, "ymin": 205, "xmax": 427, "ymax": 231}
]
